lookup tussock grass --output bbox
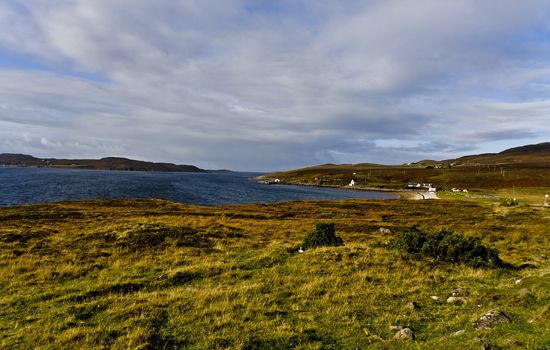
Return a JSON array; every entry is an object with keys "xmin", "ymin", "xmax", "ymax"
[{"xmin": 1, "ymin": 198, "xmax": 549, "ymax": 349}]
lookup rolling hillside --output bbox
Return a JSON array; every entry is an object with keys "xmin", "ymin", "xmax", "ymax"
[{"xmin": 262, "ymin": 143, "xmax": 550, "ymax": 191}]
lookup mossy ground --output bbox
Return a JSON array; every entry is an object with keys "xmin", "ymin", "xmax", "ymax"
[{"xmin": 1, "ymin": 198, "xmax": 549, "ymax": 349}]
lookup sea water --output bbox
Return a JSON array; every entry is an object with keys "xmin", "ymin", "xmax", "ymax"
[{"xmin": 0, "ymin": 167, "xmax": 396, "ymax": 207}]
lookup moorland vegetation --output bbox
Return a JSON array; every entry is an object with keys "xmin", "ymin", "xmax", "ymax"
[{"xmin": 1, "ymin": 197, "xmax": 549, "ymax": 349}]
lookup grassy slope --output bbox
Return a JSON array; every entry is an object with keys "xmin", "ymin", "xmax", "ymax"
[
  {"xmin": 262, "ymin": 145, "xmax": 550, "ymax": 205},
  {"xmin": 1, "ymin": 198, "xmax": 549, "ymax": 349}
]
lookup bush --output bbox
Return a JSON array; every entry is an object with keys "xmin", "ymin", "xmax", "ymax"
[
  {"xmin": 387, "ymin": 229, "xmax": 502, "ymax": 268},
  {"xmin": 302, "ymin": 223, "xmax": 343, "ymax": 249}
]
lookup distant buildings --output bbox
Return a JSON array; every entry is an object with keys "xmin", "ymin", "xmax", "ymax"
[
  {"xmin": 451, "ymin": 188, "xmax": 468, "ymax": 193},
  {"xmin": 407, "ymin": 183, "xmax": 437, "ymax": 192}
]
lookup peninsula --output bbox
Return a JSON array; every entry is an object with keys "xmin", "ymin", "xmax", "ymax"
[{"xmin": 0, "ymin": 154, "xmax": 205, "ymax": 172}]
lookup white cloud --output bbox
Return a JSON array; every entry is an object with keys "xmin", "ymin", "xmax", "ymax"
[{"xmin": 1, "ymin": 0, "xmax": 550, "ymax": 170}]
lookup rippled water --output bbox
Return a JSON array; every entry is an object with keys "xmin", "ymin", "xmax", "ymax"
[{"xmin": 0, "ymin": 167, "xmax": 396, "ymax": 207}]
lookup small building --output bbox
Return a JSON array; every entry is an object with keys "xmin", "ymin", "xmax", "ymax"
[{"xmin": 407, "ymin": 183, "xmax": 433, "ymax": 190}]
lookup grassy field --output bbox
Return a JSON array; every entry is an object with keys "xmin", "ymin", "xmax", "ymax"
[
  {"xmin": 1, "ymin": 198, "xmax": 549, "ymax": 349},
  {"xmin": 262, "ymin": 162, "xmax": 550, "ymax": 192}
]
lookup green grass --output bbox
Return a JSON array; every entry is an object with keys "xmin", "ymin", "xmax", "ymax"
[
  {"xmin": 262, "ymin": 161, "xmax": 550, "ymax": 193},
  {"xmin": 1, "ymin": 198, "xmax": 549, "ymax": 349}
]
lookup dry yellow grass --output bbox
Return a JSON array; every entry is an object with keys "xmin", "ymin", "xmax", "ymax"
[{"xmin": 0, "ymin": 198, "xmax": 549, "ymax": 349}]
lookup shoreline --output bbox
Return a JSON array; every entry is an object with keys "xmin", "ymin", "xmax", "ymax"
[{"xmin": 255, "ymin": 177, "xmax": 439, "ymax": 200}]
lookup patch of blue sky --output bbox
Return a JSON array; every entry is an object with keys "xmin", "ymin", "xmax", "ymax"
[{"xmin": 0, "ymin": 46, "xmax": 110, "ymax": 84}]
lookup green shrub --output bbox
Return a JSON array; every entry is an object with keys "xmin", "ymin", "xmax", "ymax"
[
  {"xmin": 387, "ymin": 229, "xmax": 502, "ymax": 268},
  {"xmin": 302, "ymin": 223, "xmax": 343, "ymax": 249}
]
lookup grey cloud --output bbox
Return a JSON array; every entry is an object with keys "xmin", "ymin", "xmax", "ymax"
[{"xmin": 1, "ymin": 1, "xmax": 550, "ymax": 170}]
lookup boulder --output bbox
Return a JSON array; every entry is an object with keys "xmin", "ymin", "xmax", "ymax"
[
  {"xmin": 447, "ymin": 296, "xmax": 468, "ymax": 304},
  {"xmin": 473, "ymin": 309, "xmax": 511, "ymax": 330},
  {"xmin": 393, "ymin": 328, "xmax": 414, "ymax": 340}
]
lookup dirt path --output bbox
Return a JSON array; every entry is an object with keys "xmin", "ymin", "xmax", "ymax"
[{"xmin": 398, "ymin": 191, "xmax": 439, "ymax": 200}]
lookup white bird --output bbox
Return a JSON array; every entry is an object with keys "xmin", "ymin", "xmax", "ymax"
[{"xmin": 298, "ymin": 247, "xmax": 304, "ymax": 253}]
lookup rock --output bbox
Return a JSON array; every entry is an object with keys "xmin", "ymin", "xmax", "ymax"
[
  {"xmin": 429, "ymin": 295, "xmax": 439, "ymax": 300},
  {"xmin": 389, "ymin": 325, "xmax": 404, "ymax": 331},
  {"xmin": 451, "ymin": 329, "xmax": 465, "ymax": 337},
  {"xmin": 514, "ymin": 276, "xmax": 523, "ymax": 285},
  {"xmin": 447, "ymin": 296, "xmax": 468, "ymax": 304},
  {"xmin": 451, "ymin": 288, "xmax": 468, "ymax": 296},
  {"xmin": 405, "ymin": 301, "xmax": 419, "ymax": 310},
  {"xmin": 393, "ymin": 328, "xmax": 414, "ymax": 341},
  {"xmin": 379, "ymin": 227, "xmax": 392, "ymax": 234},
  {"xmin": 534, "ymin": 254, "xmax": 547, "ymax": 260},
  {"xmin": 519, "ymin": 288, "xmax": 532, "ymax": 294},
  {"xmin": 472, "ymin": 309, "xmax": 511, "ymax": 330}
]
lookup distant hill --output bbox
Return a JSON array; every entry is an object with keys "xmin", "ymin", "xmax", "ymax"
[
  {"xmin": 261, "ymin": 142, "xmax": 550, "ymax": 190},
  {"xmin": 450, "ymin": 142, "xmax": 550, "ymax": 165},
  {"xmin": 0, "ymin": 154, "xmax": 205, "ymax": 172}
]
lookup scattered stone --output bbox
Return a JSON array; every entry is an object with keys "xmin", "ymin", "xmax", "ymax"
[
  {"xmin": 451, "ymin": 288, "xmax": 468, "ymax": 296},
  {"xmin": 393, "ymin": 328, "xmax": 414, "ymax": 341},
  {"xmin": 519, "ymin": 288, "xmax": 532, "ymax": 295},
  {"xmin": 389, "ymin": 325, "xmax": 404, "ymax": 331},
  {"xmin": 534, "ymin": 254, "xmax": 547, "ymax": 260},
  {"xmin": 447, "ymin": 296, "xmax": 468, "ymax": 304},
  {"xmin": 405, "ymin": 301, "xmax": 419, "ymax": 310},
  {"xmin": 430, "ymin": 295, "xmax": 439, "ymax": 300},
  {"xmin": 514, "ymin": 276, "xmax": 523, "ymax": 285},
  {"xmin": 451, "ymin": 329, "xmax": 465, "ymax": 337},
  {"xmin": 379, "ymin": 227, "xmax": 392, "ymax": 234},
  {"xmin": 472, "ymin": 309, "xmax": 511, "ymax": 330}
]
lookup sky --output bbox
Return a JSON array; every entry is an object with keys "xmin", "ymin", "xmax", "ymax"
[{"xmin": 1, "ymin": 1, "xmax": 550, "ymax": 171}]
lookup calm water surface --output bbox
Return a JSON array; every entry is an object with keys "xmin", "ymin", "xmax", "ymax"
[{"xmin": 0, "ymin": 167, "xmax": 396, "ymax": 207}]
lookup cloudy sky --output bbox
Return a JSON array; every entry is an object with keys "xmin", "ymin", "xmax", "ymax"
[{"xmin": 1, "ymin": 1, "xmax": 550, "ymax": 171}]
